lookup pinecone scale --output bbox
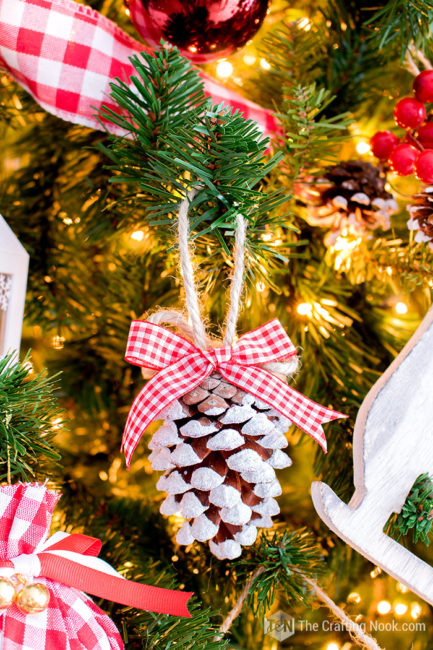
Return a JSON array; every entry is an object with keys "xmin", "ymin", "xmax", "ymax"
[{"xmin": 149, "ymin": 372, "xmax": 292, "ymax": 559}]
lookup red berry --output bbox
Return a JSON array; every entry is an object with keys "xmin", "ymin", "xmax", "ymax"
[
  {"xmin": 394, "ymin": 98, "xmax": 426, "ymax": 129},
  {"xmin": 389, "ymin": 143, "xmax": 419, "ymax": 175},
  {"xmin": 417, "ymin": 122, "xmax": 433, "ymax": 148},
  {"xmin": 370, "ymin": 130, "xmax": 400, "ymax": 160},
  {"xmin": 413, "ymin": 70, "xmax": 433, "ymax": 103},
  {"xmin": 415, "ymin": 149, "xmax": 433, "ymax": 183}
]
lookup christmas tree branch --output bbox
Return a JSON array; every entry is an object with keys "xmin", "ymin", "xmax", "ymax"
[
  {"xmin": 217, "ymin": 566, "xmax": 265, "ymax": 636},
  {"xmin": 0, "ymin": 353, "xmax": 61, "ymax": 482}
]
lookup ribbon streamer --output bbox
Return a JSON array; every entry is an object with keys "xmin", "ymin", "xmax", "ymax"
[
  {"xmin": 0, "ymin": 531, "xmax": 192, "ymax": 618},
  {"xmin": 0, "ymin": 0, "xmax": 277, "ymax": 137},
  {"xmin": 123, "ymin": 319, "xmax": 346, "ymax": 464}
]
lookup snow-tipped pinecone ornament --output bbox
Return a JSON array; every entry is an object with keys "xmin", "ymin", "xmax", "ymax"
[
  {"xmin": 303, "ymin": 160, "xmax": 398, "ymax": 245},
  {"xmin": 407, "ymin": 186, "xmax": 433, "ymax": 249},
  {"xmin": 149, "ymin": 372, "xmax": 292, "ymax": 560}
]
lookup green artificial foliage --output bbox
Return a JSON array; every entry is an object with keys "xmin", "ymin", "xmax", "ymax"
[
  {"xmin": 1, "ymin": 0, "xmax": 433, "ymax": 648},
  {"xmin": 386, "ymin": 473, "xmax": 433, "ymax": 545},
  {"xmin": 0, "ymin": 352, "xmax": 61, "ymax": 482}
]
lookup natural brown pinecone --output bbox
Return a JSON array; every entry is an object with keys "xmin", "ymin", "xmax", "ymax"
[
  {"xmin": 407, "ymin": 186, "xmax": 433, "ymax": 248},
  {"xmin": 149, "ymin": 372, "xmax": 292, "ymax": 560},
  {"xmin": 303, "ymin": 160, "xmax": 398, "ymax": 245}
]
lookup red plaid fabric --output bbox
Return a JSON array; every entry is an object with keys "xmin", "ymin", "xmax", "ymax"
[
  {"xmin": 0, "ymin": 0, "xmax": 277, "ymax": 137},
  {"xmin": 123, "ymin": 320, "xmax": 346, "ymax": 465},
  {"xmin": 0, "ymin": 483, "xmax": 123, "ymax": 650}
]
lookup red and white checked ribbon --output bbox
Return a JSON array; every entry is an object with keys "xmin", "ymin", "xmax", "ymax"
[
  {"xmin": 0, "ymin": 0, "xmax": 277, "ymax": 137},
  {"xmin": 123, "ymin": 319, "xmax": 346, "ymax": 465}
]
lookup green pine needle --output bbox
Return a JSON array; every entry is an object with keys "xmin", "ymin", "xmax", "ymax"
[{"xmin": 0, "ymin": 352, "xmax": 62, "ymax": 482}]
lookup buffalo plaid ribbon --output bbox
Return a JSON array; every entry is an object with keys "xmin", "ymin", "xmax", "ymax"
[
  {"xmin": 123, "ymin": 319, "xmax": 346, "ymax": 465},
  {"xmin": 0, "ymin": 483, "xmax": 191, "ymax": 650},
  {"xmin": 0, "ymin": 0, "xmax": 277, "ymax": 137}
]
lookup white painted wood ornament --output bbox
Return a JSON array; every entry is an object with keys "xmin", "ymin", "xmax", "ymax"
[
  {"xmin": 312, "ymin": 306, "xmax": 433, "ymax": 605},
  {"xmin": 0, "ymin": 216, "xmax": 29, "ymax": 357}
]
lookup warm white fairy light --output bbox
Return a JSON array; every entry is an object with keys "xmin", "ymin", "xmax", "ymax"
[
  {"xmin": 51, "ymin": 418, "xmax": 62, "ymax": 430},
  {"xmin": 131, "ymin": 230, "xmax": 144, "ymax": 241},
  {"xmin": 256, "ymin": 281, "xmax": 266, "ymax": 292},
  {"xmin": 347, "ymin": 592, "xmax": 361, "ymax": 604},
  {"xmin": 377, "ymin": 600, "xmax": 391, "ymax": 615},
  {"xmin": 298, "ymin": 17, "xmax": 312, "ymax": 31},
  {"xmin": 411, "ymin": 602, "xmax": 422, "ymax": 619},
  {"xmin": 395, "ymin": 302, "xmax": 408, "ymax": 315},
  {"xmin": 243, "ymin": 54, "xmax": 256, "ymax": 66},
  {"xmin": 370, "ymin": 567, "xmax": 382, "ymax": 578},
  {"xmin": 297, "ymin": 302, "xmax": 312, "ymax": 317},
  {"xmin": 216, "ymin": 61, "xmax": 233, "ymax": 78},
  {"xmin": 51, "ymin": 335, "xmax": 65, "ymax": 350},
  {"xmin": 394, "ymin": 602, "xmax": 408, "ymax": 616},
  {"xmin": 326, "ymin": 643, "xmax": 339, "ymax": 650},
  {"xmin": 356, "ymin": 141, "xmax": 371, "ymax": 155},
  {"xmin": 260, "ymin": 58, "xmax": 271, "ymax": 70}
]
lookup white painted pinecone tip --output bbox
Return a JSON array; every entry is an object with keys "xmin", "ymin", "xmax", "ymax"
[{"xmin": 152, "ymin": 372, "xmax": 292, "ymax": 560}]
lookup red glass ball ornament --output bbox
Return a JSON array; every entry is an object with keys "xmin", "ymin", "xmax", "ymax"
[
  {"xmin": 389, "ymin": 143, "xmax": 419, "ymax": 176},
  {"xmin": 370, "ymin": 130, "xmax": 399, "ymax": 160},
  {"xmin": 415, "ymin": 149, "xmax": 433, "ymax": 183},
  {"xmin": 394, "ymin": 98, "xmax": 426, "ymax": 129},
  {"xmin": 417, "ymin": 122, "xmax": 433, "ymax": 148},
  {"xmin": 126, "ymin": 0, "xmax": 269, "ymax": 63},
  {"xmin": 413, "ymin": 70, "xmax": 433, "ymax": 103}
]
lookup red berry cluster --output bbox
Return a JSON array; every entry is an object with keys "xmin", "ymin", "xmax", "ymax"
[{"xmin": 370, "ymin": 70, "xmax": 433, "ymax": 183}]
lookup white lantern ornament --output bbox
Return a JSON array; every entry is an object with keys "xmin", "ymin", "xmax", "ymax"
[{"xmin": 0, "ymin": 216, "xmax": 29, "ymax": 357}]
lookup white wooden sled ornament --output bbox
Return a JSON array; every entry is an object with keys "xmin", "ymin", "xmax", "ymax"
[
  {"xmin": 311, "ymin": 306, "xmax": 433, "ymax": 605},
  {"xmin": 0, "ymin": 215, "xmax": 29, "ymax": 357}
]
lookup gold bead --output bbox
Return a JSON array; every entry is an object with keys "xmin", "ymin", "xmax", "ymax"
[
  {"xmin": 16, "ymin": 583, "xmax": 50, "ymax": 614},
  {"xmin": 0, "ymin": 577, "xmax": 17, "ymax": 609}
]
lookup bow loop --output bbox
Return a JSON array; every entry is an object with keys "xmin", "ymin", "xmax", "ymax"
[
  {"xmin": 126, "ymin": 321, "xmax": 197, "ymax": 371},
  {"xmin": 122, "ymin": 319, "xmax": 347, "ymax": 465}
]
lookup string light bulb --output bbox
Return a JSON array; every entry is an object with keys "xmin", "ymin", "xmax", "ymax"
[
  {"xmin": 51, "ymin": 335, "xmax": 65, "ymax": 350},
  {"xmin": 347, "ymin": 592, "xmax": 361, "ymax": 604},
  {"xmin": 395, "ymin": 301, "xmax": 408, "ymax": 315},
  {"xmin": 130, "ymin": 230, "xmax": 144, "ymax": 242},
  {"xmin": 297, "ymin": 302, "xmax": 313, "ymax": 317},
  {"xmin": 356, "ymin": 141, "xmax": 371, "ymax": 155},
  {"xmin": 298, "ymin": 17, "xmax": 312, "ymax": 31},
  {"xmin": 216, "ymin": 61, "xmax": 233, "ymax": 78},
  {"xmin": 326, "ymin": 643, "xmax": 340, "ymax": 650},
  {"xmin": 243, "ymin": 55, "xmax": 256, "ymax": 65},
  {"xmin": 394, "ymin": 602, "xmax": 408, "ymax": 616},
  {"xmin": 410, "ymin": 602, "xmax": 422, "ymax": 619},
  {"xmin": 260, "ymin": 58, "xmax": 271, "ymax": 70},
  {"xmin": 377, "ymin": 600, "xmax": 391, "ymax": 615}
]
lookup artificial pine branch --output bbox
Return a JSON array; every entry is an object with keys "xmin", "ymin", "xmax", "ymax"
[
  {"xmin": 99, "ymin": 46, "xmax": 296, "ymax": 283},
  {"xmin": 0, "ymin": 353, "xmax": 61, "ymax": 482},
  {"xmin": 365, "ymin": 0, "xmax": 433, "ymax": 57},
  {"xmin": 386, "ymin": 473, "xmax": 433, "ymax": 545}
]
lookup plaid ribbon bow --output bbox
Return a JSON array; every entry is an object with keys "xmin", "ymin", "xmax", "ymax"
[
  {"xmin": 123, "ymin": 319, "xmax": 346, "ymax": 465},
  {"xmin": 0, "ymin": 0, "xmax": 277, "ymax": 137}
]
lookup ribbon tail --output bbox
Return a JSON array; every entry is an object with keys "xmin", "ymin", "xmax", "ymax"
[
  {"xmin": 220, "ymin": 365, "xmax": 347, "ymax": 452},
  {"xmin": 122, "ymin": 355, "xmax": 213, "ymax": 466},
  {"xmin": 39, "ymin": 554, "xmax": 193, "ymax": 617}
]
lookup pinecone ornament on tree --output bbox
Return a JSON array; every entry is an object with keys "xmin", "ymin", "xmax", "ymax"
[
  {"xmin": 304, "ymin": 160, "xmax": 398, "ymax": 245},
  {"xmin": 150, "ymin": 372, "xmax": 293, "ymax": 560},
  {"xmin": 407, "ymin": 186, "xmax": 433, "ymax": 248}
]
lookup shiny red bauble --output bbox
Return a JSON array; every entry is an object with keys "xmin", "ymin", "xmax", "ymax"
[
  {"xmin": 394, "ymin": 98, "xmax": 426, "ymax": 130},
  {"xmin": 389, "ymin": 143, "xmax": 419, "ymax": 176},
  {"xmin": 417, "ymin": 122, "xmax": 433, "ymax": 148},
  {"xmin": 414, "ymin": 149, "xmax": 433, "ymax": 183},
  {"xmin": 126, "ymin": 0, "xmax": 269, "ymax": 64},
  {"xmin": 370, "ymin": 130, "xmax": 399, "ymax": 160},
  {"xmin": 413, "ymin": 70, "xmax": 433, "ymax": 103}
]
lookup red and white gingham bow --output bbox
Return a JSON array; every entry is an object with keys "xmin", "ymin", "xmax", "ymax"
[
  {"xmin": 123, "ymin": 319, "xmax": 346, "ymax": 465},
  {"xmin": 0, "ymin": 0, "xmax": 277, "ymax": 137}
]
